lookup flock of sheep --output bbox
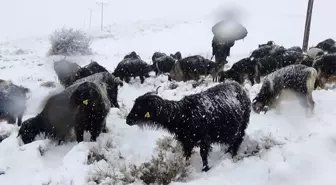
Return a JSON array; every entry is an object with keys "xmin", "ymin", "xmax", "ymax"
[{"xmin": 0, "ymin": 35, "xmax": 335, "ymax": 172}]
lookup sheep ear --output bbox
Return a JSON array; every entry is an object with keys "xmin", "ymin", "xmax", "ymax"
[{"xmin": 155, "ymin": 86, "xmax": 161, "ymax": 94}]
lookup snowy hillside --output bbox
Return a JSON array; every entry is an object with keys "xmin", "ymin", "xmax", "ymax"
[{"xmin": 0, "ymin": 0, "xmax": 336, "ymax": 184}]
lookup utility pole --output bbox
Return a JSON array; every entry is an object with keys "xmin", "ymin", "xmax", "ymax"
[
  {"xmin": 302, "ymin": 0, "xmax": 314, "ymax": 52},
  {"xmin": 89, "ymin": 9, "xmax": 92, "ymax": 29},
  {"xmin": 96, "ymin": 1, "xmax": 109, "ymax": 31},
  {"xmin": 100, "ymin": 3, "xmax": 104, "ymax": 30}
]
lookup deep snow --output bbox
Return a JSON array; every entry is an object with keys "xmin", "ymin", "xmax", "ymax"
[{"xmin": 0, "ymin": 0, "xmax": 336, "ymax": 184}]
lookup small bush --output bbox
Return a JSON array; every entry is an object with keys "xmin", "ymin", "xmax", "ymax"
[
  {"xmin": 47, "ymin": 28, "xmax": 92, "ymax": 56},
  {"xmin": 130, "ymin": 137, "xmax": 192, "ymax": 185},
  {"xmin": 88, "ymin": 136, "xmax": 192, "ymax": 185},
  {"xmin": 116, "ymin": 102, "xmax": 129, "ymax": 119}
]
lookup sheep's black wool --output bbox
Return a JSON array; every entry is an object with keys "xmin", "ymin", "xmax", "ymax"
[
  {"xmin": 69, "ymin": 81, "xmax": 110, "ymax": 142},
  {"xmin": 124, "ymin": 51, "xmax": 141, "ymax": 60},
  {"xmin": 254, "ymin": 46, "xmax": 286, "ymax": 77},
  {"xmin": 287, "ymin": 46, "xmax": 303, "ymax": 53},
  {"xmin": 126, "ymin": 81, "xmax": 251, "ymax": 172},
  {"xmin": 218, "ymin": 57, "xmax": 260, "ymax": 85},
  {"xmin": 151, "ymin": 52, "xmax": 166, "ymax": 62},
  {"xmin": 74, "ymin": 72, "xmax": 123, "ymax": 108},
  {"xmin": 250, "ymin": 44, "xmax": 274, "ymax": 59},
  {"xmin": 170, "ymin": 51, "xmax": 182, "ymax": 60},
  {"xmin": 169, "ymin": 55, "xmax": 224, "ymax": 82},
  {"xmin": 73, "ymin": 61, "xmax": 109, "ymax": 82},
  {"xmin": 313, "ymin": 54, "xmax": 336, "ymax": 89},
  {"xmin": 53, "ymin": 59, "xmax": 81, "ymax": 87},
  {"xmin": 18, "ymin": 79, "xmax": 111, "ymax": 144},
  {"xmin": 151, "ymin": 52, "xmax": 176, "ymax": 76},
  {"xmin": 281, "ymin": 49, "xmax": 306, "ymax": 67},
  {"xmin": 0, "ymin": 80, "xmax": 29, "ymax": 126},
  {"xmin": 315, "ymin": 38, "xmax": 336, "ymax": 53},
  {"xmin": 252, "ymin": 64, "xmax": 317, "ymax": 114},
  {"xmin": 112, "ymin": 58, "xmax": 153, "ymax": 84}
]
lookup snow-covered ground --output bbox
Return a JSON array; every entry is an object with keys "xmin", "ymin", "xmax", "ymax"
[{"xmin": 0, "ymin": 0, "xmax": 336, "ymax": 184}]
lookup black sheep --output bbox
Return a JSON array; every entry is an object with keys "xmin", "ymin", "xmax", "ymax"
[
  {"xmin": 112, "ymin": 58, "xmax": 153, "ymax": 84},
  {"xmin": 68, "ymin": 81, "xmax": 110, "ymax": 142},
  {"xmin": 17, "ymin": 80, "xmax": 111, "ymax": 144},
  {"xmin": 169, "ymin": 55, "xmax": 225, "ymax": 82},
  {"xmin": 287, "ymin": 46, "xmax": 303, "ymax": 53},
  {"xmin": 282, "ymin": 50, "xmax": 306, "ymax": 67},
  {"xmin": 126, "ymin": 81, "xmax": 251, "ymax": 172},
  {"xmin": 73, "ymin": 61, "xmax": 109, "ymax": 82},
  {"xmin": 124, "ymin": 51, "xmax": 141, "ymax": 60},
  {"xmin": 0, "ymin": 81, "xmax": 30, "ymax": 126},
  {"xmin": 151, "ymin": 52, "xmax": 166, "ymax": 62},
  {"xmin": 316, "ymin": 38, "xmax": 336, "ymax": 53},
  {"xmin": 53, "ymin": 58, "xmax": 81, "ymax": 87},
  {"xmin": 258, "ymin": 41, "xmax": 275, "ymax": 48},
  {"xmin": 151, "ymin": 52, "xmax": 179, "ymax": 76},
  {"xmin": 313, "ymin": 54, "xmax": 336, "ymax": 89},
  {"xmin": 252, "ymin": 64, "xmax": 317, "ymax": 114},
  {"xmin": 74, "ymin": 72, "xmax": 123, "ymax": 108},
  {"xmin": 218, "ymin": 57, "xmax": 260, "ymax": 85},
  {"xmin": 250, "ymin": 41, "xmax": 276, "ymax": 59},
  {"xmin": 253, "ymin": 46, "xmax": 286, "ymax": 77},
  {"xmin": 211, "ymin": 36, "xmax": 235, "ymax": 63},
  {"xmin": 170, "ymin": 51, "xmax": 182, "ymax": 60},
  {"xmin": 255, "ymin": 55, "xmax": 283, "ymax": 77}
]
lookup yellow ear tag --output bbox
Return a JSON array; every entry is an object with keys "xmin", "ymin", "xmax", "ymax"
[
  {"xmin": 144, "ymin": 112, "xmax": 150, "ymax": 118},
  {"xmin": 83, "ymin": 99, "xmax": 89, "ymax": 105},
  {"xmin": 75, "ymin": 73, "xmax": 78, "ymax": 76}
]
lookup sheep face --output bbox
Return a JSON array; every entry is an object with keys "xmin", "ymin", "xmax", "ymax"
[
  {"xmin": 18, "ymin": 117, "xmax": 43, "ymax": 144},
  {"xmin": 252, "ymin": 99, "xmax": 268, "ymax": 114},
  {"xmin": 73, "ymin": 68, "xmax": 92, "ymax": 81},
  {"xmin": 126, "ymin": 94, "xmax": 162, "ymax": 127}
]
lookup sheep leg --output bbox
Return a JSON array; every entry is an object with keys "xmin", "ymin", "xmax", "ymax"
[
  {"xmin": 200, "ymin": 143, "xmax": 211, "ymax": 172},
  {"xmin": 124, "ymin": 76, "xmax": 130, "ymax": 83},
  {"xmin": 75, "ymin": 125, "xmax": 84, "ymax": 143},
  {"xmin": 168, "ymin": 75, "xmax": 172, "ymax": 81},
  {"xmin": 306, "ymin": 92, "xmax": 315, "ymax": 116},
  {"xmin": 140, "ymin": 76, "xmax": 145, "ymax": 84},
  {"xmin": 112, "ymin": 99, "xmax": 120, "ymax": 108},
  {"xmin": 226, "ymin": 137, "xmax": 243, "ymax": 157},
  {"xmin": 90, "ymin": 130, "xmax": 100, "ymax": 142},
  {"xmin": 254, "ymin": 65, "xmax": 261, "ymax": 84},
  {"xmin": 248, "ymin": 73, "xmax": 255, "ymax": 86},
  {"xmin": 17, "ymin": 114, "xmax": 23, "ymax": 126},
  {"xmin": 58, "ymin": 140, "xmax": 63, "ymax": 145},
  {"xmin": 102, "ymin": 125, "xmax": 108, "ymax": 133},
  {"xmin": 182, "ymin": 144, "xmax": 193, "ymax": 160}
]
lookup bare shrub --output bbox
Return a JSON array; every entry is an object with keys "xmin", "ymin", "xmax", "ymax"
[
  {"xmin": 116, "ymin": 101, "xmax": 129, "ymax": 119},
  {"xmin": 129, "ymin": 136, "xmax": 192, "ymax": 185},
  {"xmin": 47, "ymin": 28, "xmax": 92, "ymax": 56},
  {"xmin": 88, "ymin": 136, "xmax": 192, "ymax": 185}
]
